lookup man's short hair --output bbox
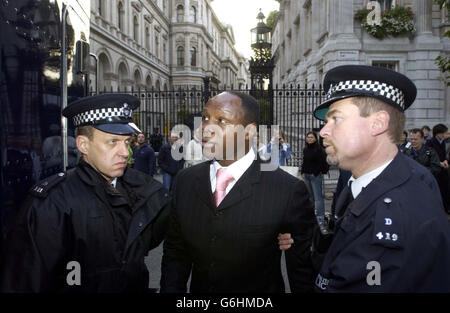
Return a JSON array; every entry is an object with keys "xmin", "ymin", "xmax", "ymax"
[
  {"xmin": 409, "ymin": 128, "xmax": 424, "ymax": 138},
  {"xmin": 227, "ymin": 91, "xmax": 260, "ymax": 127},
  {"xmin": 75, "ymin": 125, "xmax": 94, "ymax": 140},
  {"xmin": 421, "ymin": 125, "xmax": 430, "ymax": 132},
  {"xmin": 350, "ymin": 97, "xmax": 405, "ymax": 145},
  {"xmin": 432, "ymin": 123, "xmax": 448, "ymax": 137}
]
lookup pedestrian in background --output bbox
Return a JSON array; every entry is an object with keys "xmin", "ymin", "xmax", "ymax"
[
  {"xmin": 301, "ymin": 131, "xmax": 329, "ymax": 218},
  {"xmin": 404, "ymin": 128, "xmax": 441, "ymax": 176},
  {"xmin": 184, "ymin": 126, "xmax": 205, "ymax": 168},
  {"xmin": 266, "ymin": 129, "xmax": 292, "ymax": 166},
  {"xmin": 134, "ymin": 133, "xmax": 156, "ymax": 177},
  {"xmin": 157, "ymin": 132, "xmax": 184, "ymax": 191},
  {"xmin": 426, "ymin": 123, "xmax": 449, "ymax": 213},
  {"xmin": 149, "ymin": 127, "xmax": 163, "ymax": 153},
  {"xmin": 398, "ymin": 130, "xmax": 410, "ymax": 153},
  {"xmin": 422, "ymin": 125, "xmax": 432, "ymax": 145}
]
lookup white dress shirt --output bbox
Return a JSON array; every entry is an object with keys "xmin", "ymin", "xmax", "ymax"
[
  {"xmin": 348, "ymin": 159, "xmax": 393, "ymax": 199},
  {"xmin": 210, "ymin": 148, "xmax": 256, "ymax": 194}
]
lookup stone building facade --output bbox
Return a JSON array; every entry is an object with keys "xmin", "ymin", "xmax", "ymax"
[
  {"xmin": 272, "ymin": 0, "xmax": 450, "ymax": 129},
  {"xmin": 89, "ymin": 0, "xmax": 249, "ymax": 93}
]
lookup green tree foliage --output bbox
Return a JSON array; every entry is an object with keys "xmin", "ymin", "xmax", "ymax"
[
  {"xmin": 265, "ymin": 10, "xmax": 279, "ymax": 30},
  {"xmin": 434, "ymin": 0, "xmax": 450, "ymax": 85}
]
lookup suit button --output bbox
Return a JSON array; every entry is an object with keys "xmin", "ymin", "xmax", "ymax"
[
  {"xmin": 122, "ymin": 260, "xmax": 127, "ymax": 264},
  {"xmin": 210, "ymin": 262, "xmax": 215, "ymax": 268},
  {"xmin": 211, "ymin": 235, "xmax": 217, "ymax": 242}
]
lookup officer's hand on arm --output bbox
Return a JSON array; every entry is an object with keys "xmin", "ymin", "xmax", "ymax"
[{"xmin": 278, "ymin": 233, "xmax": 294, "ymax": 251}]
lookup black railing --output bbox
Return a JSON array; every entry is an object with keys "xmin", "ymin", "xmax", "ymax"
[{"xmin": 90, "ymin": 84, "xmax": 326, "ymax": 167}]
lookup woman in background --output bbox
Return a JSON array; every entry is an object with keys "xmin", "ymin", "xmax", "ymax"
[{"xmin": 301, "ymin": 131, "xmax": 329, "ymax": 218}]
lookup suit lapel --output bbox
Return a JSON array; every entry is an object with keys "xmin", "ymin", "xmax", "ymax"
[
  {"xmin": 194, "ymin": 161, "xmax": 216, "ymax": 209},
  {"xmin": 217, "ymin": 160, "xmax": 261, "ymax": 211}
]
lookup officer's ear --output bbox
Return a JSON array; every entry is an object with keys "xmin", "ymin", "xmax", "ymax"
[
  {"xmin": 76, "ymin": 135, "xmax": 90, "ymax": 155},
  {"xmin": 370, "ymin": 110, "xmax": 390, "ymax": 136}
]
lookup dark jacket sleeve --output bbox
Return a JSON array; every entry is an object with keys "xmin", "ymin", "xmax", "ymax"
[
  {"xmin": 148, "ymin": 147, "xmax": 156, "ymax": 177},
  {"xmin": 300, "ymin": 148, "xmax": 306, "ymax": 174},
  {"xmin": 0, "ymin": 195, "xmax": 67, "ymax": 292},
  {"xmin": 158, "ymin": 145, "xmax": 171, "ymax": 174},
  {"xmin": 284, "ymin": 179, "xmax": 316, "ymax": 292},
  {"xmin": 159, "ymin": 175, "xmax": 192, "ymax": 292},
  {"xmin": 428, "ymin": 148, "xmax": 442, "ymax": 176}
]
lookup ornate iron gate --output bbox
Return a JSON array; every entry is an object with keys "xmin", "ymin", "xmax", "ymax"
[{"xmin": 90, "ymin": 84, "xmax": 326, "ymax": 167}]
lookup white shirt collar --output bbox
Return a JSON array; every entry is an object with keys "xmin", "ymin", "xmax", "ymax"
[
  {"xmin": 210, "ymin": 148, "xmax": 256, "ymax": 193},
  {"xmin": 348, "ymin": 159, "xmax": 393, "ymax": 199},
  {"xmin": 111, "ymin": 177, "xmax": 118, "ymax": 188}
]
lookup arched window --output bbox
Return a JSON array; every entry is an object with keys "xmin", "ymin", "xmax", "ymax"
[
  {"xmin": 134, "ymin": 70, "xmax": 142, "ymax": 90},
  {"xmin": 118, "ymin": 2, "xmax": 124, "ymax": 31},
  {"xmin": 177, "ymin": 46, "xmax": 184, "ymax": 66},
  {"xmin": 146, "ymin": 75, "xmax": 152, "ymax": 89},
  {"xmin": 145, "ymin": 27, "xmax": 150, "ymax": 50},
  {"xmin": 190, "ymin": 6, "xmax": 196, "ymax": 23},
  {"xmin": 133, "ymin": 16, "xmax": 139, "ymax": 42},
  {"xmin": 190, "ymin": 47, "xmax": 196, "ymax": 66},
  {"xmin": 176, "ymin": 5, "xmax": 184, "ymax": 22}
]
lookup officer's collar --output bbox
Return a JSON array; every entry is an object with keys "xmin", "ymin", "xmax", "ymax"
[{"xmin": 76, "ymin": 159, "xmax": 113, "ymax": 187}]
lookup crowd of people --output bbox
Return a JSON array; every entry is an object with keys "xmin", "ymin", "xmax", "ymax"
[
  {"xmin": 399, "ymin": 124, "xmax": 450, "ymax": 213},
  {"xmin": 0, "ymin": 65, "xmax": 449, "ymax": 293}
]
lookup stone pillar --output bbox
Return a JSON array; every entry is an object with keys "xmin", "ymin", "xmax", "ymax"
[
  {"xmin": 185, "ymin": 0, "xmax": 190, "ymax": 22},
  {"xmin": 185, "ymin": 34, "xmax": 190, "ymax": 69},
  {"xmin": 415, "ymin": 0, "xmax": 433, "ymax": 36}
]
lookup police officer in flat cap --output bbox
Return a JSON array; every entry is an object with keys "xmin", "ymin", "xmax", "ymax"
[
  {"xmin": 0, "ymin": 94, "xmax": 171, "ymax": 292},
  {"xmin": 279, "ymin": 65, "xmax": 450, "ymax": 292}
]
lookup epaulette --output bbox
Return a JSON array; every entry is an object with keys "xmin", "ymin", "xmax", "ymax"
[
  {"xmin": 371, "ymin": 197, "xmax": 404, "ymax": 249},
  {"xmin": 30, "ymin": 172, "xmax": 66, "ymax": 198}
]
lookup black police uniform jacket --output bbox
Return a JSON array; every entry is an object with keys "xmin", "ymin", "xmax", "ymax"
[
  {"xmin": 0, "ymin": 161, "xmax": 171, "ymax": 293},
  {"xmin": 316, "ymin": 152, "xmax": 450, "ymax": 292},
  {"xmin": 160, "ymin": 159, "xmax": 316, "ymax": 293}
]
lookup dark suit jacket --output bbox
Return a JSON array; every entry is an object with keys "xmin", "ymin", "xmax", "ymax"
[{"xmin": 160, "ymin": 159, "xmax": 316, "ymax": 293}]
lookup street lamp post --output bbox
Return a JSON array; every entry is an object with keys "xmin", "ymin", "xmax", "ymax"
[{"xmin": 249, "ymin": 9, "xmax": 274, "ymax": 125}]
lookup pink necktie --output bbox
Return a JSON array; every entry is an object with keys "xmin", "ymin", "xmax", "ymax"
[{"xmin": 214, "ymin": 168, "xmax": 234, "ymax": 207}]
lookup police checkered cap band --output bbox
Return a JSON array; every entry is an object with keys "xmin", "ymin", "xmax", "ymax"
[
  {"xmin": 326, "ymin": 80, "xmax": 405, "ymax": 110},
  {"xmin": 72, "ymin": 104, "xmax": 133, "ymax": 126}
]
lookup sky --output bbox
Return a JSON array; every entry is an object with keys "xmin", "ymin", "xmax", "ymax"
[{"xmin": 210, "ymin": 0, "xmax": 280, "ymax": 59}]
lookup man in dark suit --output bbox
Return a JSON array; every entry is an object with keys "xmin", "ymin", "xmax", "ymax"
[{"xmin": 160, "ymin": 91, "xmax": 316, "ymax": 293}]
